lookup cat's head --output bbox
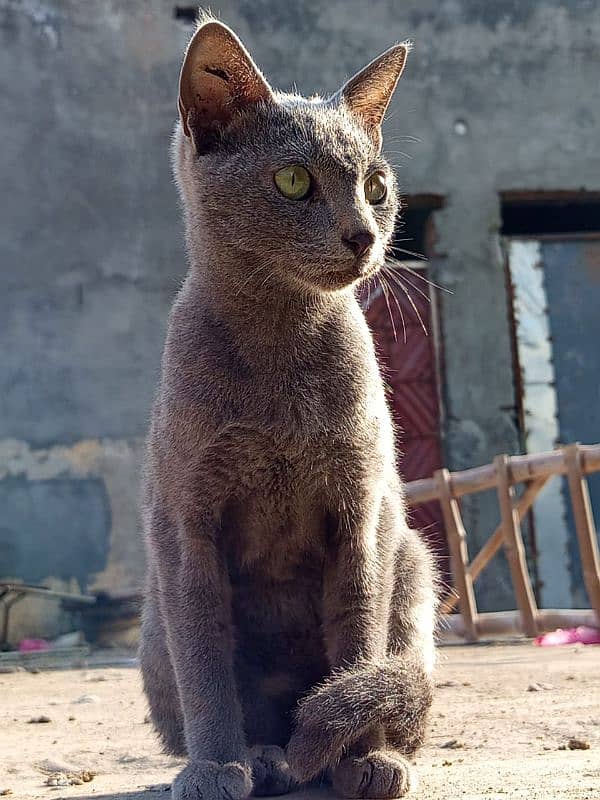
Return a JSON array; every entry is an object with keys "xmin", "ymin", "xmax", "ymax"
[{"xmin": 174, "ymin": 18, "xmax": 410, "ymax": 295}]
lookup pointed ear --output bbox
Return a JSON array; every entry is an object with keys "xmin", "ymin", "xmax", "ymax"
[
  {"xmin": 338, "ymin": 42, "xmax": 411, "ymax": 145},
  {"xmin": 178, "ymin": 20, "xmax": 273, "ymax": 152}
]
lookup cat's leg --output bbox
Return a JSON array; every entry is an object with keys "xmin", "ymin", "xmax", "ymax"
[
  {"xmin": 325, "ymin": 498, "xmax": 437, "ymax": 798},
  {"xmin": 236, "ymin": 656, "xmax": 299, "ymax": 795},
  {"xmin": 250, "ymin": 745, "xmax": 296, "ymax": 797},
  {"xmin": 385, "ymin": 524, "xmax": 438, "ymax": 754},
  {"xmin": 139, "ymin": 567, "xmax": 185, "ymax": 756},
  {"xmin": 331, "ymin": 516, "xmax": 437, "ymax": 798},
  {"xmin": 152, "ymin": 509, "xmax": 252, "ymax": 800},
  {"xmin": 331, "ymin": 749, "xmax": 416, "ymax": 799},
  {"xmin": 238, "ymin": 686, "xmax": 296, "ymax": 795},
  {"xmin": 287, "ymin": 487, "xmax": 391, "ymax": 782}
]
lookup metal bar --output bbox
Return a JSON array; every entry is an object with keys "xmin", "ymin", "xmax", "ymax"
[
  {"xmin": 0, "ymin": 584, "xmax": 95, "ymax": 603},
  {"xmin": 495, "ymin": 455, "xmax": 539, "ymax": 637},
  {"xmin": 435, "ymin": 468, "xmax": 478, "ymax": 641}
]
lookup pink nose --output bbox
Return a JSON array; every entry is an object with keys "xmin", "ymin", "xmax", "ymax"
[{"xmin": 342, "ymin": 230, "xmax": 375, "ymax": 258}]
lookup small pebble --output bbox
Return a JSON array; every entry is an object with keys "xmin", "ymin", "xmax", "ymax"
[
  {"xmin": 74, "ymin": 694, "xmax": 99, "ymax": 704},
  {"xmin": 27, "ymin": 715, "xmax": 51, "ymax": 724},
  {"xmin": 568, "ymin": 738, "xmax": 590, "ymax": 750},
  {"xmin": 440, "ymin": 739, "xmax": 465, "ymax": 749}
]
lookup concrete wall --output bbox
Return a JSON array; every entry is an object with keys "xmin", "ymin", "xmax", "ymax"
[{"xmin": 1, "ymin": 0, "xmax": 599, "ymax": 633}]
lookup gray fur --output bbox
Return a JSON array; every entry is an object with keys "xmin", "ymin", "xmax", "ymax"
[{"xmin": 140, "ymin": 16, "xmax": 437, "ymax": 800}]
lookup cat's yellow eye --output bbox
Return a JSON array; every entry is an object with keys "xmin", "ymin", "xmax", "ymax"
[
  {"xmin": 364, "ymin": 171, "xmax": 387, "ymax": 205},
  {"xmin": 274, "ymin": 165, "xmax": 312, "ymax": 200}
]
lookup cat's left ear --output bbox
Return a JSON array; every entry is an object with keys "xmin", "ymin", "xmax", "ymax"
[
  {"xmin": 178, "ymin": 20, "xmax": 274, "ymax": 152},
  {"xmin": 337, "ymin": 42, "xmax": 411, "ymax": 148}
]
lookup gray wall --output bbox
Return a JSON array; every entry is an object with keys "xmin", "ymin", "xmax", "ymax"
[{"xmin": 1, "ymin": 0, "xmax": 599, "ymax": 630}]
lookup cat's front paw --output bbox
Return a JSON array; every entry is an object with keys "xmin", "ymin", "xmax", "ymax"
[
  {"xmin": 172, "ymin": 760, "xmax": 253, "ymax": 800},
  {"xmin": 331, "ymin": 751, "xmax": 416, "ymax": 799},
  {"xmin": 250, "ymin": 745, "xmax": 297, "ymax": 796}
]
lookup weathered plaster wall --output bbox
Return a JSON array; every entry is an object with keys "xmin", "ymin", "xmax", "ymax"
[{"xmin": 1, "ymin": 0, "xmax": 599, "ymax": 628}]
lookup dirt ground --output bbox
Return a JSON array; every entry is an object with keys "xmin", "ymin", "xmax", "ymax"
[{"xmin": 1, "ymin": 642, "xmax": 599, "ymax": 800}]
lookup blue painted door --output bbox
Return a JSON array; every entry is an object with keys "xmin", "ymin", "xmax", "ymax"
[{"xmin": 542, "ymin": 238, "xmax": 600, "ymax": 605}]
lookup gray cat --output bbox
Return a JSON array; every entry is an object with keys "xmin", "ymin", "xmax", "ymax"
[{"xmin": 140, "ymin": 16, "xmax": 438, "ymax": 800}]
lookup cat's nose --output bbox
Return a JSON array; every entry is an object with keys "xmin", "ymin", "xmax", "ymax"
[{"xmin": 342, "ymin": 230, "xmax": 375, "ymax": 259}]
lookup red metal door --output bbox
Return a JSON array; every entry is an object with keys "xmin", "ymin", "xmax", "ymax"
[{"xmin": 360, "ymin": 267, "xmax": 449, "ymax": 579}]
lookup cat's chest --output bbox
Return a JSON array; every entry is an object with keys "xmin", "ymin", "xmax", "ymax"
[{"xmin": 224, "ymin": 492, "xmax": 327, "ymax": 579}]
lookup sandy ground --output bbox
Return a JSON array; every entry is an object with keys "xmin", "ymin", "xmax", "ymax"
[{"xmin": 1, "ymin": 642, "xmax": 599, "ymax": 800}]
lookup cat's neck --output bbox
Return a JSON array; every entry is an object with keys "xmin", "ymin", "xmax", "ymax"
[{"xmin": 185, "ymin": 247, "xmax": 356, "ymax": 340}]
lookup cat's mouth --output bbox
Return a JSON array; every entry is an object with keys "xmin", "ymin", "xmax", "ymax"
[{"xmin": 319, "ymin": 258, "xmax": 380, "ymax": 290}]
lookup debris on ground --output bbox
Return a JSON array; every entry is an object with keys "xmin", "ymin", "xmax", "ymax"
[
  {"xmin": 563, "ymin": 738, "xmax": 591, "ymax": 751},
  {"xmin": 73, "ymin": 693, "xmax": 99, "ymax": 704},
  {"xmin": 534, "ymin": 626, "xmax": 600, "ymax": 647},
  {"xmin": 27, "ymin": 716, "xmax": 51, "ymax": 724},
  {"xmin": 18, "ymin": 639, "xmax": 50, "ymax": 653},
  {"xmin": 527, "ymin": 682, "xmax": 554, "ymax": 691},
  {"xmin": 0, "ymin": 789, "xmax": 13, "ymax": 796},
  {"xmin": 440, "ymin": 739, "xmax": 465, "ymax": 749},
  {"xmin": 44, "ymin": 772, "xmax": 95, "ymax": 787},
  {"xmin": 36, "ymin": 759, "xmax": 96, "ymax": 786}
]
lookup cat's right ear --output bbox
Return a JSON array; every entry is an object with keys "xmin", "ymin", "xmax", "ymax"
[
  {"xmin": 178, "ymin": 20, "xmax": 273, "ymax": 153},
  {"xmin": 336, "ymin": 42, "xmax": 411, "ymax": 149}
]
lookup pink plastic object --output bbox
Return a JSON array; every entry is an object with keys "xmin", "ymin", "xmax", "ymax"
[
  {"xmin": 534, "ymin": 626, "xmax": 600, "ymax": 647},
  {"xmin": 18, "ymin": 638, "xmax": 50, "ymax": 652}
]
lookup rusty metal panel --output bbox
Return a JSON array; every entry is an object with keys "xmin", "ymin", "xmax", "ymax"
[{"xmin": 361, "ymin": 270, "xmax": 448, "ymax": 579}]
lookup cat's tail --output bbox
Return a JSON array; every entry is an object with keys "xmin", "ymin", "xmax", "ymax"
[{"xmin": 286, "ymin": 655, "xmax": 433, "ymax": 782}]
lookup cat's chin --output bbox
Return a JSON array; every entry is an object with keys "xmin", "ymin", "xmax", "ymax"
[
  {"xmin": 311, "ymin": 272, "xmax": 361, "ymax": 292},
  {"xmin": 311, "ymin": 261, "xmax": 380, "ymax": 293}
]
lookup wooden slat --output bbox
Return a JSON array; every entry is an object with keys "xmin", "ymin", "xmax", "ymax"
[
  {"xmin": 440, "ymin": 476, "xmax": 551, "ymax": 614},
  {"xmin": 435, "ymin": 469, "xmax": 478, "ymax": 641},
  {"xmin": 564, "ymin": 443, "xmax": 600, "ymax": 623},
  {"xmin": 405, "ymin": 443, "xmax": 600, "ymax": 506},
  {"xmin": 495, "ymin": 455, "xmax": 538, "ymax": 637}
]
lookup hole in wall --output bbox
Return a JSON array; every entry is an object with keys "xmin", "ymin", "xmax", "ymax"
[
  {"xmin": 394, "ymin": 194, "xmax": 445, "ymax": 259},
  {"xmin": 173, "ymin": 6, "xmax": 198, "ymax": 24},
  {"xmin": 501, "ymin": 191, "xmax": 600, "ymax": 236}
]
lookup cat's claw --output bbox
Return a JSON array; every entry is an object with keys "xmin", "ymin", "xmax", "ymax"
[
  {"xmin": 171, "ymin": 760, "xmax": 253, "ymax": 800},
  {"xmin": 331, "ymin": 752, "xmax": 416, "ymax": 799},
  {"xmin": 250, "ymin": 745, "xmax": 297, "ymax": 796}
]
